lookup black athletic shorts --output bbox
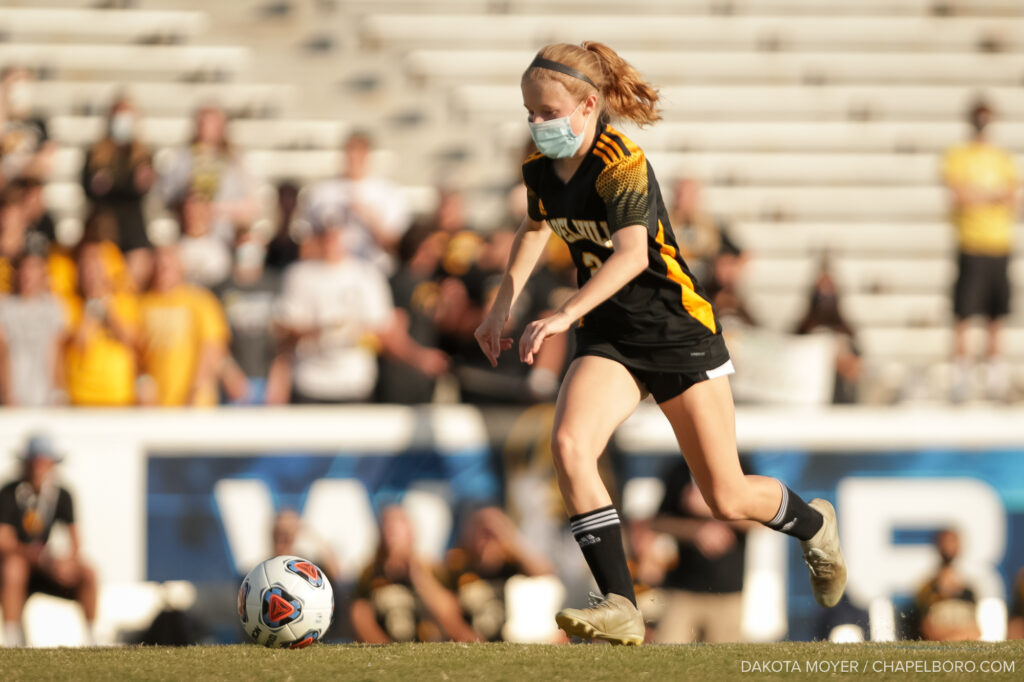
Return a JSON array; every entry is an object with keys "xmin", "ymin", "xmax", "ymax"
[
  {"xmin": 953, "ymin": 252, "xmax": 1010, "ymax": 320},
  {"xmin": 573, "ymin": 330, "xmax": 734, "ymax": 404},
  {"xmin": 28, "ymin": 568, "xmax": 77, "ymax": 600}
]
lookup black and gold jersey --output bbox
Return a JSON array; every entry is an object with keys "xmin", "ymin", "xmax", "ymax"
[{"xmin": 523, "ymin": 122, "xmax": 727, "ymax": 371}]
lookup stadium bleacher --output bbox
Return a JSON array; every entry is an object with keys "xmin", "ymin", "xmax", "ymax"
[{"xmin": 4, "ymin": 0, "xmax": 1023, "ymax": 398}]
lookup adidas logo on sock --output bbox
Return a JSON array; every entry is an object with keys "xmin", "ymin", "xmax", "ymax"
[{"xmin": 577, "ymin": 533, "xmax": 601, "ymax": 547}]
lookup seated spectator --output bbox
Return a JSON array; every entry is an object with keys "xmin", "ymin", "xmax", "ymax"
[
  {"xmin": 668, "ymin": 177, "xmax": 729, "ymax": 287},
  {"xmin": 176, "ymin": 190, "xmax": 232, "ymax": 289},
  {"xmin": 274, "ymin": 221, "xmax": 446, "ymax": 404},
  {"xmin": 444, "ymin": 506, "xmax": 553, "ymax": 641},
  {"xmin": 214, "ymin": 228, "xmax": 289, "ymax": 405},
  {"xmin": 0, "ymin": 251, "xmax": 67, "ymax": 406},
  {"xmin": 1009, "ymin": 567, "xmax": 1024, "ymax": 640},
  {"xmin": 263, "ymin": 181, "xmax": 302, "ymax": 273},
  {"xmin": 159, "ymin": 105, "xmax": 253, "ymax": 241},
  {"xmin": 302, "ymin": 131, "xmax": 411, "ymax": 272},
  {"xmin": 914, "ymin": 529, "xmax": 981, "ymax": 641},
  {"xmin": 794, "ymin": 255, "xmax": 861, "ymax": 404},
  {"xmin": 649, "ymin": 458, "xmax": 753, "ymax": 643},
  {"xmin": 0, "ymin": 434, "xmax": 97, "ymax": 647},
  {"xmin": 64, "ymin": 242, "xmax": 139, "ymax": 406},
  {"xmin": 271, "ymin": 509, "xmax": 341, "ymax": 582},
  {"xmin": 0, "ymin": 68, "xmax": 54, "ymax": 183},
  {"xmin": 138, "ymin": 245, "xmax": 229, "ymax": 406},
  {"xmin": 350, "ymin": 505, "xmax": 477, "ymax": 643}
]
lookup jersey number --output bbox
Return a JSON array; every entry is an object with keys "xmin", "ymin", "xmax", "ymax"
[{"xmin": 581, "ymin": 252, "xmax": 603, "ymax": 275}]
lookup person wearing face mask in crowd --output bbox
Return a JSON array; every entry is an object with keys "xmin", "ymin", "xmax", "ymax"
[
  {"xmin": 0, "ymin": 68, "xmax": 54, "ymax": 184},
  {"xmin": 81, "ymin": 96, "xmax": 156, "ymax": 291},
  {"xmin": 794, "ymin": 255, "xmax": 861, "ymax": 404},
  {"xmin": 473, "ymin": 42, "xmax": 846, "ymax": 646},
  {"xmin": 942, "ymin": 98, "xmax": 1020, "ymax": 403}
]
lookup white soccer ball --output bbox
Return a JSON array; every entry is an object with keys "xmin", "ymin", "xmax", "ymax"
[{"xmin": 238, "ymin": 555, "xmax": 334, "ymax": 648}]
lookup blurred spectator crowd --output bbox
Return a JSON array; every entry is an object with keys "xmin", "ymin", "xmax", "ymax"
[{"xmin": 1, "ymin": 67, "xmax": 1018, "ymax": 407}]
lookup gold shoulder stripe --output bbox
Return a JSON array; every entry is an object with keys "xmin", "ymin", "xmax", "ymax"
[
  {"xmin": 601, "ymin": 132, "xmax": 630, "ymax": 158},
  {"xmin": 592, "ymin": 146, "xmax": 616, "ymax": 167},
  {"xmin": 655, "ymin": 221, "xmax": 716, "ymax": 333},
  {"xmin": 605, "ymin": 126, "xmax": 641, "ymax": 156},
  {"xmin": 599, "ymin": 134, "xmax": 627, "ymax": 160},
  {"xmin": 524, "ymin": 151, "xmax": 544, "ymax": 164},
  {"xmin": 596, "ymin": 139, "xmax": 623, "ymax": 162}
]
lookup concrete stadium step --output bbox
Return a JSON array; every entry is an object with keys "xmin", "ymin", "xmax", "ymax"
[
  {"xmin": 621, "ymin": 121, "xmax": 1024, "ymax": 154},
  {"xmin": 0, "ymin": 43, "xmax": 247, "ymax": 79},
  {"xmin": 644, "ymin": 151, "xmax": 967, "ymax": 185},
  {"xmin": 743, "ymin": 291, "xmax": 957, "ymax": 331},
  {"xmin": 728, "ymin": 221, "xmax": 962, "ymax": 256},
  {"xmin": 0, "ymin": 7, "xmax": 207, "ymax": 43},
  {"xmin": 407, "ymin": 49, "xmax": 1024, "ymax": 86},
  {"xmin": 30, "ymin": 81, "xmax": 295, "ymax": 118},
  {"xmin": 362, "ymin": 14, "xmax": 1024, "ymax": 51},
  {"xmin": 741, "ymin": 255, "xmax": 1024, "ymax": 295},
  {"xmin": 453, "ymin": 84, "xmax": 1024, "ymax": 122}
]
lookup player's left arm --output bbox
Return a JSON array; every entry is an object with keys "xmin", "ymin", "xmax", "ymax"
[{"xmin": 520, "ymin": 224, "xmax": 648, "ymax": 364}]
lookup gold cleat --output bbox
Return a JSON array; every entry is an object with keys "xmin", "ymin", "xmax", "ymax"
[
  {"xmin": 555, "ymin": 592, "xmax": 644, "ymax": 646},
  {"xmin": 800, "ymin": 498, "xmax": 847, "ymax": 608}
]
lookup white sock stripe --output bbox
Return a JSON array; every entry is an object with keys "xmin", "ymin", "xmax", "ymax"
[
  {"xmin": 769, "ymin": 483, "xmax": 789, "ymax": 527},
  {"xmin": 573, "ymin": 518, "xmax": 618, "ymax": 532},
  {"xmin": 569, "ymin": 510, "xmax": 619, "ymax": 530},
  {"xmin": 572, "ymin": 517, "xmax": 622, "ymax": 534}
]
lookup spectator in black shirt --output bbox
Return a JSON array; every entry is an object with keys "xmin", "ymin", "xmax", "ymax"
[
  {"xmin": 0, "ymin": 434, "xmax": 97, "ymax": 647},
  {"xmin": 81, "ymin": 96, "xmax": 155, "ymax": 259},
  {"xmin": 649, "ymin": 458, "xmax": 752, "ymax": 643},
  {"xmin": 215, "ymin": 228, "xmax": 289, "ymax": 405}
]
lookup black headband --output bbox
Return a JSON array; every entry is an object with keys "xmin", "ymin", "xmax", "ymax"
[{"xmin": 528, "ymin": 56, "xmax": 597, "ymax": 89}]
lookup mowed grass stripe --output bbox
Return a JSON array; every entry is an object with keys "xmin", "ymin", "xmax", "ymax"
[{"xmin": 0, "ymin": 641, "xmax": 1021, "ymax": 681}]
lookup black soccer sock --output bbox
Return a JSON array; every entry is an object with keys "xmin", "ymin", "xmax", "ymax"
[
  {"xmin": 569, "ymin": 505, "xmax": 637, "ymax": 606},
  {"xmin": 764, "ymin": 483, "xmax": 824, "ymax": 541}
]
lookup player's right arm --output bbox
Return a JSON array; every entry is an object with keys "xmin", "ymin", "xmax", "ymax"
[{"xmin": 473, "ymin": 216, "xmax": 552, "ymax": 367}]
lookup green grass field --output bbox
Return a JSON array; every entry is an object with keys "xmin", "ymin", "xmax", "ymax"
[{"xmin": 1, "ymin": 641, "xmax": 1022, "ymax": 681}]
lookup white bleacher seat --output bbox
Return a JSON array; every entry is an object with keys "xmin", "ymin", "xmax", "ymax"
[
  {"xmin": 511, "ymin": 0, "xmax": 1024, "ymax": 15},
  {"xmin": 50, "ymin": 116, "xmax": 193, "ymax": 148},
  {"xmin": 740, "ymin": 255, "xmax": 957, "ymax": 294},
  {"xmin": 701, "ymin": 185, "xmax": 947, "ymax": 220},
  {"xmin": 0, "ymin": 44, "xmax": 247, "ymax": 76},
  {"xmin": 729, "ymin": 221, "xmax": 958, "ymax": 256},
  {"xmin": 364, "ymin": 14, "xmax": 1024, "ymax": 51},
  {"xmin": 621, "ymin": 120, "xmax": 1024, "ymax": 154},
  {"xmin": 408, "ymin": 49, "xmax": 1024, "ymax": 86},
  {"xmin": 859, "ymin": 327, "xmax": 1024, "ymax": 361},
  {"xmin": 32, "ymin": 81, "xmax": 295, "ymax": 117},
  {"xmin": 645, "ymin": 151, "xmax": 955, "ymax": 185},
  {"xmin": 454, "ymin": 84, "xmax": 1024, "ymax": 121},
  {"xmin": 743, "ymin": 291, "xmax": 954, "ymax": 330},
  {"xmin": 0, "ymin": 8, "xmax": 207, "ymax": 42}
]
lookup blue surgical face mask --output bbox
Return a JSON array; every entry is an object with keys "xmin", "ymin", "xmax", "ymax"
[{"xmin": 529, "ymin": 100, "xmax": 590, "ymax": 159}]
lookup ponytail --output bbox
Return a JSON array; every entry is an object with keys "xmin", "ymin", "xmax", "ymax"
[
  {"xmin": 582, "ymin": 42, "xmax": 661, "ymax": 126},
  {"xmin": 523, "ymin": 42, "xmax": 661, "ymax": 127}
]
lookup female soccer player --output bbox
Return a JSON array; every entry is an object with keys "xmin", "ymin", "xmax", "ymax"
[{"xmin": 474, "ymin": 42, "xmax": 846, "ymax": 645}]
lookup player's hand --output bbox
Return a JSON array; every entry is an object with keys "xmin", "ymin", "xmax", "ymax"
[
  {"xmin": 474, "ymin": 315, "xmax": 513, "ymax": 368},
  {"xmin": 519, "ymin": 312, "xmax": 572, "ymax": 365}
]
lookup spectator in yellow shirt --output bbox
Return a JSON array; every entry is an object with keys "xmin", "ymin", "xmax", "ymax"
[
  {"xmin": 138, "ymin": 244, "xmax": 229, "ymax": 406},
  {"xmin": 64, "ymin": 243, "xmax": 139, "ymax": 406},
  {"xmin": 942, "ymin": 99, "xmax": 1020, "ymax": 402}
]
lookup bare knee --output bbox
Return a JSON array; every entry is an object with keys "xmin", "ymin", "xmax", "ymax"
[
  {"xmin": 551, "ymin": 430, "xmax": 597, "ymax": 478},
  {"xmin": 1, "ymin": 553, "xmax": 30, "ymax": 587},
  {"xmin": 703, "ymin": 488, "xmax": 748, "ymax": 522}
]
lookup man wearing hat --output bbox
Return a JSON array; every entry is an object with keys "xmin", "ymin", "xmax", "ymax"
[{"xmin": 0, "ymin": 434, "xmax": 96, "ymax": 646}]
